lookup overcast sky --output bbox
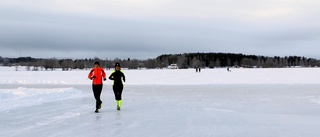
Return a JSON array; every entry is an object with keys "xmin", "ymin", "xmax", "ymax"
[{"xmin": 0, "ymin": 0, "xmax": 320, "ymax": 59}]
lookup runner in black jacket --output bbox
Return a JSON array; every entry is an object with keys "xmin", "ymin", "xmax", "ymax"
[{"xmin": 109, "ymin": 62, "xmax": 126, "ymax": 111}]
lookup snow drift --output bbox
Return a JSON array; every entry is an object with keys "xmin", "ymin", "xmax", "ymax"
[{"xmin": 0, "ymin": 87, "xmax": 84, "ymax": 111}]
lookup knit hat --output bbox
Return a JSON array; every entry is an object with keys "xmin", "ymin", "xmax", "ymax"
[
  {"xmin": 94, "ymin": 61, "xmax": 100, "ymax": 65},
  {"xmin": 115, "ymin": 62, "xmax": 120, "ymax": 67}
]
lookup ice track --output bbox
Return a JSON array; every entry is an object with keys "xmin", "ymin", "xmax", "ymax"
[{"xmin": 1, "ymin": 85, "xmax": 320, "ymax": 137}]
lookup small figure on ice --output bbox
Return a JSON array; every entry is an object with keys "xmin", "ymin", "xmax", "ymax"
[
  {"xmin": 196, "ymin": 67, "xmax": 201, "ymax": 73},
  {"xmin": 227, "ymin": 67, "xmax": 231, "ymax": 72},
  {"xmin": 109, "ymin": 62, "xmax": 126, "ymax": 111},
  {"xmin": 88, "ymin": 61, "xmax": 106, "ymax": 113}
]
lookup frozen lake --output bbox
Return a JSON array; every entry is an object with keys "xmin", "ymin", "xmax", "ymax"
[
  {"xmin": 1, "ymin": 67, "xmax": 320, "ymax": 137},
  {"xmin": 1, "ymin": 84, "xmax": 320, "ymax": 137}
]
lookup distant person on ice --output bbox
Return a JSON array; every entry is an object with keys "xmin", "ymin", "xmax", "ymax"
[
  {"xmin": 227, "ymin": 67, "xmax": 231, "ymax": 72},
  {"xmin": 196, "ymin": 67, "xmax": 201, "ymax": 73},
  {"xmin": 109, "ymin": 62, "xmax": 126, "ymax": 111},
  {"xmin": 88, "ymin": 61, "xmax": 106, "ymax": 113}
]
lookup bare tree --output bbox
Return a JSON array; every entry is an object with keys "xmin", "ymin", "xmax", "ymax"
[
  {"xmin": 60, "ymin": 59, "xmax": 74, "ymax": 71},
  {"xmin": 160, "ymin": 58, "xmax": 169, "ymax": 69},
  {"xmin": 279, "ymin": 58, "xmax": 288, "ymax": 68},
  {"xmin": 43, "ymin": 58, "xmax": 59, "ymax": 71},
  {"xmin": 215, "ymin": 58, "xmax": 221, "ymax": 67},
  {"xmin": 3, "ymin": 58, "xmax": 10, "ymax": 66},
  {"xmin": 299, "ymin": 58, "xmax": 308, "ymax": 67},
  {"xmin": 26, "ymin": 66, "xmax": 31, "ymax": 71},
  {"xmin": 227, "ymin": 58, "xmax": 232, "ymax": 67},
  {"xmin": 308, "ymin": 59, "xmax": 318, "ymax": 67},
  {"xmin": 208, "ymin": 61, "xmax": 215, "ymax": 68},
  {"xmin": 145, "ymin": 59, "xmax": 159, "ymax": 69},
  {"xmin": 74, "ymin": 60, "xmax": 85, "ymax": 70},
  {"xmin": 177, "ymin": 55, "xmax": 188, "ymax": 69},
  {"xmin": 192, "ymin": 57, "xmax": 201, "ymax": 68},
  {"xmin": 241, "ymin": 58, "xmax": 255, "ymax": 68},
  {"xmin": 0, "ymin": 56, "xmax": 3, "ymax": 65},
  {"xmin": 168, "ymin": 55, "xmax": 178, "ymax": 64},
  {"xmin": 128, "ymin": 59, "xmax": 139, "ymax": 69},
  {"xmin": 263, "ymin": 58, "xmax": 279, "ymax": 68}
]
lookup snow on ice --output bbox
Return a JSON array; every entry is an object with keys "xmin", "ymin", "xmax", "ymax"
[
  {"xmin": 0, "ymin": 67, "xmax": 320, "ymax": 85},
  {"xmin": 1, "ymin": 67, "xmax": 320, "ymax": 137}
]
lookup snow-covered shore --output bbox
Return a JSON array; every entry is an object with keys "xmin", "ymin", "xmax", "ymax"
[{"xmin": 1, "ymin": 66, "xmax": 320, "ymax": 85}]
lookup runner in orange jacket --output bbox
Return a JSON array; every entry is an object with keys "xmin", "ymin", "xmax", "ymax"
[{"xmin": 88, "ymin": 61, "xmax": 106, "ymax": 113}]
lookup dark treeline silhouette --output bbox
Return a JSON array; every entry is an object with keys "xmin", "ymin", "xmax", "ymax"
[
  {"xmin": 0, "ymin": 56, "xmax": 157, "ymax": 71},
  {"xmin": 1, "ymin": 53, "xmax": 320, "ymax": 71},
  {"xmin": 156, "ymin": 53, "xmax": 320, "ymax": 68}
]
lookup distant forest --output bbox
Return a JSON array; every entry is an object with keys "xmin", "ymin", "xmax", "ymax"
[
  {"xmin": 157, "ymin": 53, "xmax": 320, "ymax": 69},
  {"xmin": 1, "ymin": 53, "xmax": 320, "ymax": 71}
]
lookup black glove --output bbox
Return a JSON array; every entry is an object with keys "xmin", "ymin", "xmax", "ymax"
[
  {"xmin": 103, "ymin": 78, "xmax": 106, "ymax": 81},
  {"xmin": 91, "ymin": 76, "xmax": 96, "ymax": 80}
]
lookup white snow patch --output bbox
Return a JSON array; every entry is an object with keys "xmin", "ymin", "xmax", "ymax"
[
  {"xmin": 0, "ymin": 87, "xmax": 84, "ymax": 111},
  {"xmin": 0, "ymin": 67, "xmax": 320, "ymax": 85}
]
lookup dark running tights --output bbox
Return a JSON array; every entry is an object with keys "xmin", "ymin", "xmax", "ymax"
[
  {"xmin": 113, "ymin": 85, "xmax": 123, "ymax": 100},
  {"xmin": 92, "ymin": 84, "xmax": 103, "ymax": 109}
]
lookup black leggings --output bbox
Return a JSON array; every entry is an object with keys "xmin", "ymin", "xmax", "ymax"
[
  {"xmin": 113, "ymin": 85, "xmax": 123, "ymax": 100},
  {"xmin": 92, "ymin": 84, "xmax": 103, "ymax": 109}
]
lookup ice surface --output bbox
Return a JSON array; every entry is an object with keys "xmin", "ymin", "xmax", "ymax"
[
  {"xmin": 1, "ymin": 67, "xmax": 320, "ymax": 85},
  {"xmin": 0, "ymin": 87, "xmax": 83, "ymax": 111},
  {"xmin": 1, "ymin": 67, "xmax": 320, "ymax": 137}
]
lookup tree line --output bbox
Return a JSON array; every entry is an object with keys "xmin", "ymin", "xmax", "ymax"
[
  {"xmin": 0, "ymin": 53, "xmax": 320, "ymax": 71},
  {"xmin": 0, "ymin": 56, "xmax": 159, "ymax": 71},
  {"xmin": 156, "ymin": 53, "xmax": 320, "ymax": 68}
]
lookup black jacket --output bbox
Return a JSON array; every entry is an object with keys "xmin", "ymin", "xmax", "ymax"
[{"xmin": 109, "ymin": 70, "xmax": 126, "ymax": 86}]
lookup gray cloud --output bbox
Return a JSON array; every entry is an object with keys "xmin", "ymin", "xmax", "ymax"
[{"xmin": 0, "ymin": 0, "xmax": 320, "ymax": 59}]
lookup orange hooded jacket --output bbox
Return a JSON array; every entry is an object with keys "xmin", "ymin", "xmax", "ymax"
[{"xmin": 88, "ymin": 68, "xmax": 106, "ymax": 85}]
